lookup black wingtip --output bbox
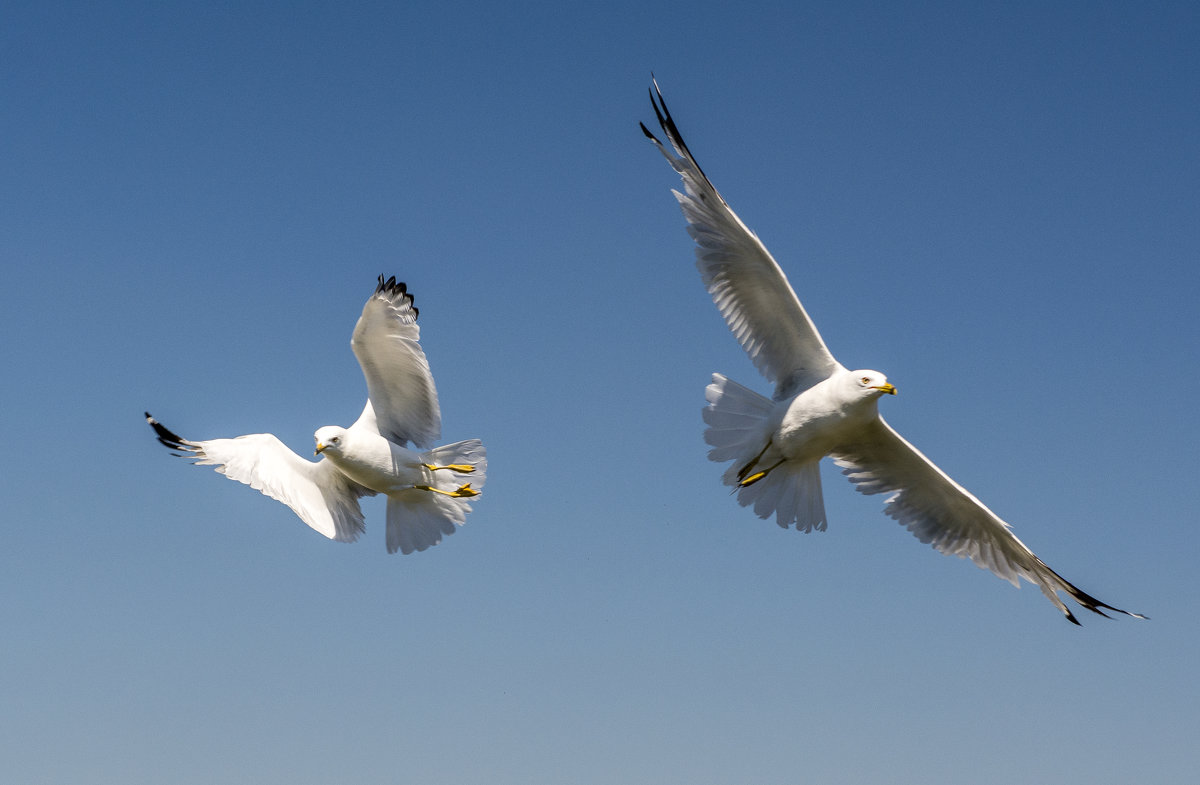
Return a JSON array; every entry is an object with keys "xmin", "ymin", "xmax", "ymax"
[
  {"xmin": 643, "ymin": 76, "xmax": 712, "ymax": 185},
  {"xmin": 1071, "ymin": 590, "xmax": 1148, "ymax": 623},
  {"xmin": 1051, "ymin": 565, "xmax": 1148, "ymax": 623},
  {"xmin": 374, "ymin": 274, "xmax": 418, "ymax": 319},
  {"xmin": 375, "ymin": 274, "xmax": 402, "ymax": 293},
  {"xmin": 145, "ymin": 412, "xmax": 193, "ymax": 453}
]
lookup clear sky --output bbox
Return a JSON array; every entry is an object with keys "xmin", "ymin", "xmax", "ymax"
[{"xmin": 3, "ymin": 1, "xmax": 1197, "ymax": 783}]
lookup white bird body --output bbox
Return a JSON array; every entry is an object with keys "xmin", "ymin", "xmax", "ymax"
[
  {"xmin": 776, "ymin": 371, "xmax": 890, "ymax": 463},
  {"xmin": 148, "ymin": 276, "xmax": 485, "ymax": 555},
  {"xmin": 314, "ymin": 426, "xmax": 427, "ymax": 494},
  {"xmin": 722, "ymin": 371, "xmax": 889, "ymax": 486},
  {"xmin": 643, "ymin": 79, "xmax": 1144, "ymax": 623}
]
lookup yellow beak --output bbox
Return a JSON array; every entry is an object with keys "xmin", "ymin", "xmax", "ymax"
[
  {"xmin": 315, "ymin": 442, "xmax": 326, "ymax": 455},
  {"xmin": 873, "ymin": 383, "xmax": 898, "ymax": 395}
]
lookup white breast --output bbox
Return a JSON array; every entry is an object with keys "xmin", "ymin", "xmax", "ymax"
[
  {"xmin": 777, "ymin": 378, "xmax": 878, "ymax": 463},
  {"xmin": 324, "ymin": 431, "xmax": 427, "ymax": 494}
]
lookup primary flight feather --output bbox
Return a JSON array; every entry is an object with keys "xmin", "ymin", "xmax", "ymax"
[
  {"xmin": 147, "ymin": 276, "xmax": 485, "ymax": 555},
  {"xmin": 642, "ymin": 79, "xmax": 1144, "ymax": 624}
]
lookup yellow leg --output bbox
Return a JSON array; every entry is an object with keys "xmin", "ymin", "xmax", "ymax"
[
  {"xmin": 739, "ymin": 459, "xmax": 785, "ymax": 487},
  {"xmin": 736, "ymin": 438, "xmax": 774, "ymax": 483},
  {"xmin": 413, "ymin": 483, "xmax": 480, "ymax": 498},
  {"xmin": 422, "ymin": 463, "xmax": 476, "ymax": 473}
]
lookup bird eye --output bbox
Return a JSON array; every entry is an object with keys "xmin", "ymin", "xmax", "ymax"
[
  {"xmin": 860, "ymin": 376, "xmax": 871, "ymax": 385},
  {"xmin": 331, "ymin": 436, "xmax": 340, "ymax": 443}
]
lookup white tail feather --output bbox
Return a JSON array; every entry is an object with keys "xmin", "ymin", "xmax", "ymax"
[
  {"xmin": 703, "ymin": 373, "xmax": 775, "ymax": 461},
  {"xmin": 704, "ymin": 373, "xmax": 827, "ymax": 532},
  {"xmin": 386, "ymin": 492, "xmax": 465, "ymax": 555},
  {"xmin": 385, "ymin": 439, "xmax": 486, "ymax": 555},
  {"xmin": 732, "ymin": 460, "xmax": 827, "ymax": 533}
]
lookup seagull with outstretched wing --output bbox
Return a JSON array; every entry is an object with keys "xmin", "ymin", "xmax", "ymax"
[
  {"xmin": 642, "ymin": 79, "xmax": 1144, "ymax": 624},
  {"xmin": 147, "ymin": 276, "xmax": 485, "ymax": 555}
]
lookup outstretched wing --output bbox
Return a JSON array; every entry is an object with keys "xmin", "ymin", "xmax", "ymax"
[
  {"xmin": 832, "ymin": 417, "xmax": 1146, "ymax": 624},
  {"xmin": 350, "ymin": 276, "xmax": 441, "ymax": 449},
  {"xmin": 642, "ymin": 78, "xmax": 844, "ymax": 399},
  {"xmin": 146, "ymin": 413, "xmax": 373, "ymax": 542}
]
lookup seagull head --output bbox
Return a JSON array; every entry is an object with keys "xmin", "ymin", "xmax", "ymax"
[
  {"xmin": 314, "ymin": 426, "xmax": 348, "ymax": 457},
  {"xmin": 850, "ymin": 369, "xmax": 897, "ymax": 398}
]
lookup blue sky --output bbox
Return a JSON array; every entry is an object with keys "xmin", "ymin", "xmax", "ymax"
[{"xmin": 3, "ymin": 1, "xmax": 1197, "ymax": 782}]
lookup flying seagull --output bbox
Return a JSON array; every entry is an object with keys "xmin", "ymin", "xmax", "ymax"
[
  {"xmin": 641, "ymin": 79, "xmax": 1144, "ymax": 624},
  {"xmin": 146, "ymin": 276, "xmax": 485, "ymax": 555}
]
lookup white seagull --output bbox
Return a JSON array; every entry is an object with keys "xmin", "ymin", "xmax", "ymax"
[
  {"xmin": 642, "ymin": 80, "xmax": 1144, "ymax": 624},
  {"xmin": 147, "ymin": 276, "xmax": 485, "ymax": 555}
]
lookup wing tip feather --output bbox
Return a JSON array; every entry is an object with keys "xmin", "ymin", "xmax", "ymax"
[
  {"xmin": 374, "ymin": 274, "xmax": 418, "ymax": 320},
  {"xmin": 644, "ymin": 76, "xmax": 712, "ymax": 185},
  {"xmin": 145, "ymin": 412, "xmax": 196, "ymax": 455}
]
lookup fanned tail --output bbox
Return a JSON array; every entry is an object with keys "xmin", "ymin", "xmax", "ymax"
[
  {"xmin": 703, "ymin": 374, "xmax": 827, "ymax": 532},
  {"xmin": 386, "ymin": 439, "xmax": 486, "ymax": 555},
  {"xmin": 728, "ymin": 459, "xmax": 828, "ymax": 533},
  {"xmin": 702, "ymin": 374, "xmax": 774, "ymax": 462}
]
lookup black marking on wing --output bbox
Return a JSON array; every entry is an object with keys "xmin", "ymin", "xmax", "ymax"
[
  {"xmin": 641, "ymin": 76, "xmax": 714, "ymax": 189},
  {"xmin": 144, "ymin": 412, "xmax": 197, "ymax": 457},
  {"xmin": 375, "ymin": 274, "xmax": 418, "ymax": 320},
  {"xmin": 1046, "ymin": 560, "xmax": 1148, "ymax": 625}
]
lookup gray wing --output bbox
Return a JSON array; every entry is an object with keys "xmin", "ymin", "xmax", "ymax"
[
  {"xmin": 146, "ymin": 414, "xmax": 372, "ymax": 542},
  {"xmin": 642, "ymin": 79, "xmax": 844, "ymax": 399},
  {"xmin": 832, "ymin": 417, "xmax": 1146, "ymax": 624},
  {"xmin": 350, "ymin": 276, "xmax": 441, "ymax": 449}
]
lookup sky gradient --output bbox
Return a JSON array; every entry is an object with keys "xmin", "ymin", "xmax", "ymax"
[{"xmin": 3, "ymin": 2, "xmax": 1198, "ymax": 783}]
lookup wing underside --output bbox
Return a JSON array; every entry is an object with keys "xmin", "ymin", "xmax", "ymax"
[
  {"xmin": 832, "ymin": 418, "xmax": 1145, "ymax": 624},
  {"xmin": 350, "ymin": 276, "xmax": 441, "ymax": 448},
  {"xmin": 643, "ymin": 79, "xmax": 843, "ymax": 398},
  {"xmin": 146, "ymin": 413, "xmax": 372, "ymax": 542}
]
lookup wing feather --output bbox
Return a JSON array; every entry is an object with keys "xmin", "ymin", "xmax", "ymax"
[
  {"xmin": 642, "ymin": 79, "xmax": 843, "ymax": 398},
  {"xmin": 146, "ymin": 414, "xmax": 371, "ymax": 542},
  {"xmin": 832, "ymin": 417, "xmax": 1146, "ymax": 624},
  {"xmin": 350, "ymin": 276, "xmax": 441, "ymax": 448}
]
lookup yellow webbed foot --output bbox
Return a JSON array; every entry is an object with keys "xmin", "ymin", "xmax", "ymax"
[
  {"xmin": 413, "ymin": 483, "xmax": 480, "ymax": 498},
  {"xmin": 422, "ymin": 463, "xmax": 476, "ymax": 473},
  {"xmin": 736, "ymin": 438, "xmax": 774, "ymax": 483},
  {"xmin": 738, "ymin": 459, "xmax": 785, "ymax": 488}
]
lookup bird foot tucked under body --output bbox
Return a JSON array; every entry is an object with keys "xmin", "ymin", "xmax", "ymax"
[
  {"xmin": 738, "ymin": 459, "xmax": 786, "ymax": 487},
  {"xmin": 413, "ymin": 483, "xmax": 480, "ymax": 498},
  {"xmin": 736, "ymin": 438, "xmax": 781, "ymax": 487},
  {"xmin": 423, "ymin": 463, "xmax": 476, "ymax": 473}
]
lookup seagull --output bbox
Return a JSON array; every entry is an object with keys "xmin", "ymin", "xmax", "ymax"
[
  {"xmin": 641, "ymin": 79, "xmax": 1144, "ymax": 624},
  {"xmin": 146, "ymin": 275, "xmax": 485, "ymax": 555}
]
